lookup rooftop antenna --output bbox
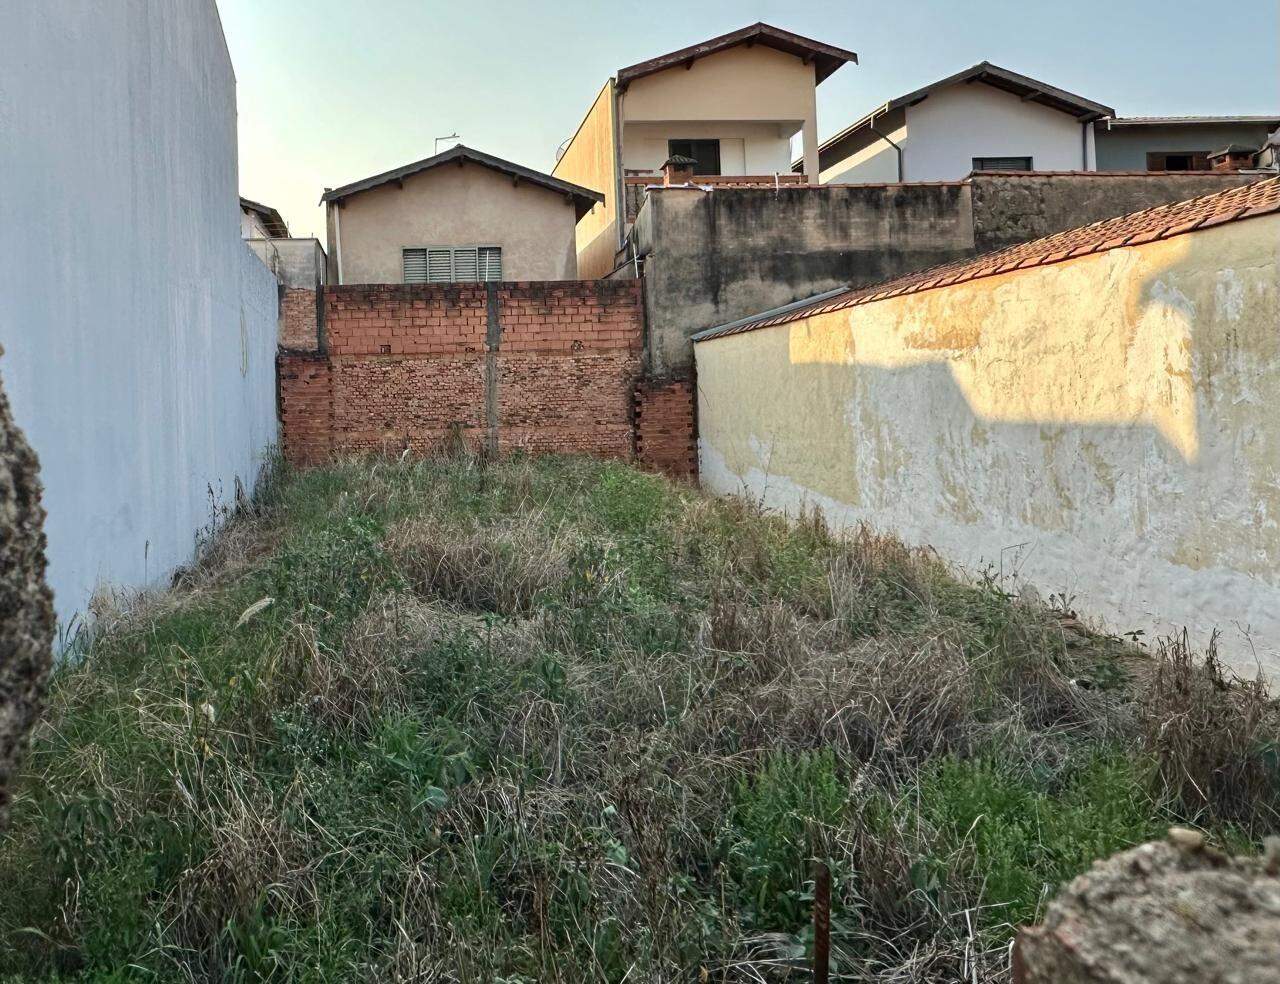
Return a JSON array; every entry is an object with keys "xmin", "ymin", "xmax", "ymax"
[{"xmin": 435, "ymin": 133, "xmax": 460, "ymax": 154}]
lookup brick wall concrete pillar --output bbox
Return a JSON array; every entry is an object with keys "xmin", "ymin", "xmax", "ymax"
[{"xmin": 275, "ymin": 281, "xmax": 646, "ymax": 466}]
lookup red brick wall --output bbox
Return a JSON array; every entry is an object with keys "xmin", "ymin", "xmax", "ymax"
[
  {"xmin": 277, "ymin": 353, "xmax": 333, "ymax": 466},
  {"xmin": 280, "ymin": 288, "xmax": 320, "ymax": 351},
  {"xmin": 634, "ymin": 378, "xmax": 698, "ymax": 480},
  {"xmin": 279, "ymin": 281, "xmax": 646, "ymax": 463}
]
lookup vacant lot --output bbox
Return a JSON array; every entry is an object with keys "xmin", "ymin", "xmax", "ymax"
[{"xmin": 1, "ymin": 453, "xmax": 1275, "ymax": 982}]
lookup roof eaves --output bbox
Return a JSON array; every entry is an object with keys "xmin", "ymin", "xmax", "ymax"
[
  {"xmin": 616, "ymin": 22, "xmax": 857, "ymax": 88},
  {"xmin": 1107, "ymin": 115, "xmax": 1280, "ymax": 126},
  {"xmin": 817, "ymin": 62, "xmax": 1114, "ymax": 158},
  {"xmin": 320, "ymin": 145, "xmax": 606, "ymax": 210}
]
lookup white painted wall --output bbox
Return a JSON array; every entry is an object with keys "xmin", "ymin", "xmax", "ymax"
[
  {"xmin": 0, "ymin": 0, "xmax": 279, "ymax": 631},
  {"xmin": 902, "ymin": 84, "xmax": 1093, "ymax": 181}
]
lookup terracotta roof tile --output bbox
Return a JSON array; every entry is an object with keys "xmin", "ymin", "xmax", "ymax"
[{"xmin": 693, "ymin": 177, "xmax": 1280, "ymax": 343}]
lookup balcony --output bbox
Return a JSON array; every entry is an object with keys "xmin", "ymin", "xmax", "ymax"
[{"xmin": 624, "ymin": 173, "xmax": 810, "ymax": 221}]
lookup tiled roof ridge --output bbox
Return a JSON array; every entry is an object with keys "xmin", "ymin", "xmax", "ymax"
[{"xmin": 694, "ymin": 177, "xmax": 1280, "ymax": 342}]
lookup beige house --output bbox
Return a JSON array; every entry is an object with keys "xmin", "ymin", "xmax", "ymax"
[
  {"xmin": 321, "ymin": 145, "xmax": 603, "ymax": 285},
  {"xmin": 552, "ymin": 23, "xmax": 857, "ymax": 278}
]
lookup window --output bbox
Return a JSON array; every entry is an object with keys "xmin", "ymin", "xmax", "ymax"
[
  {"xmin": 972, "ymin": 156, "xmax": 1034, "ymax": 172},
  {"xmin": 403, "ymin": 246, "xmax": 502, "ymax": 284},
  {"xmin": 667, "ymin": 139, "xmax": 721, "ymax": 176},
  {"xmin": 1146, "ymin": 152, "xmax": 1209, "ymax": 172}
]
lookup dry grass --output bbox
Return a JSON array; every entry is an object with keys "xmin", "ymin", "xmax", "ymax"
[
  {"xmin": 0, "ymin": 452, "xmax": 1273, "ymax": 983},
  {"xmin": 1139, "ymin": 630, "xmax": 1279, "ymax": 824}
]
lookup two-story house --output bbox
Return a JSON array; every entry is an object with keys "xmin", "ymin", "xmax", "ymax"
[{"xmin": 552, "ymin": 23, "xmax": 857, "ymax": 278}]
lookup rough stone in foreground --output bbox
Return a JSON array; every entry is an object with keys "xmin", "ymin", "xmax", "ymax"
[
  {"xmin": 1014, "ymin": 829, "xmax": 1280, "ymax": 984},
  {"xmin": 0, "ymin": 352, "xmax": 55, "ymax": 826}
]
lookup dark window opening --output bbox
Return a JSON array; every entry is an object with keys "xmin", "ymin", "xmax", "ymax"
[
  {"xmin": 1146, "ymin": 152, "xmax": 1209, "ymax": 172},
  {"xmin": 972, "ymin": 156, "xmax": 1034, "ymax": 172},
  {"xmin": 668, "ymin": 139, "xmax": 721, "ymax": 175}
]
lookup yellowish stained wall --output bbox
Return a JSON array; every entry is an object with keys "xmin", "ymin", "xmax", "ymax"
[
  {"xmin": 553, "ymin": 81, "xmax": 618, "ymax": 279},
  {"xmin": 696, "ymin": 215, "xmax": 1280, "ymax": 678},
  {"xmin": 332, "ymin": 163, "xmax": 580, "ymax": 284}
]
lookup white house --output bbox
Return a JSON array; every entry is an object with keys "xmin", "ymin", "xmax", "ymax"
[{"xmin": 809, "ymin": 62, "xmax": 1113, "ymax": 184}]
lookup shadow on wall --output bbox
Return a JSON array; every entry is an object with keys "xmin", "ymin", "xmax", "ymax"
[{"xmin": 696, "ymin": 218, "xmax": 1280, "ymax": 677}]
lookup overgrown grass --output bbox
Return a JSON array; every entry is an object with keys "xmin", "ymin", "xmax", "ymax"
[{"xmin": 0, "ymin": 452, "xmax": 1275, "ymax": 982}]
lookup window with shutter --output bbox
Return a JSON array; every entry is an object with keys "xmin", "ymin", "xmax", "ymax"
[
  {"xmin": 452, "ymin": 248, "xmax": 479, "ymax": 282},
  {"xmin": 402, "ymin": 248, "xmax": 428, "ymax": 283},
  {"xmin": 426, "ymin": 249, "xmax": 453, "ymax": 283},
  {"xmin": 478, "ymin": 247, "xmax": 502, "ymax": 282},
  {"xmin": 972, "ymin": 156, "xmax": 1034, "ymax": 172},
  {"xmin": 403, "ymin": 246, "xmax": 504, "ymax": 284}
]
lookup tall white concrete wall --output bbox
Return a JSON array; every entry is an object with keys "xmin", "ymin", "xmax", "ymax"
[{"xmin": 0, "ymin": 0, "xmax": 279, "ymax": 630}]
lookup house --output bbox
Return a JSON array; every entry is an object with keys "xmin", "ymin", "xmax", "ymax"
[
  {"xmin": 552, "ymin": 23, "xmax": 858, "ymax": 278},
  {"xmin": 320, "ymin": 145, "xmax": 603, "ymax": 285},
  {"xmin": 808, "ymin": 62, "xmax": 1113, "ymax": 184},
  {"xmin": 240, "ymin": 196, "xmax": 289, "ymax": 239},
  {"xmin": 1094, "ymin": 116, "xmax": 1280, "ymax": 171}
]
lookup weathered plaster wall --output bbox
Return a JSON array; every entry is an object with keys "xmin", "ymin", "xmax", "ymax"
[
  {"xmin": 332, "ymin": 163, "xmax": 580, "ymax": 284},
  {"xmin": 634, "ymin": 183, "xmax": 975, "ymax": 375},
  {"xmin": 635, "ymin": 173, "xmax": 1267, "ymax": 377},
  {"xmin": 970, "ymin": 172, "xmax": 1263, "ymax": 253},
  {"xmin": 248, "ymin": 238, "xmax": 327, "ymax": 289},
  {"xmin": 0, "ymin": 0, "xmax": 279, "ymax": 630},
  {"xmin": 634, "ymin": 181, "xmax": 972, "ymax": 373},
  {"xmin": 696, "ymin": 215, "xmax": 1280, "ymax": 678}
]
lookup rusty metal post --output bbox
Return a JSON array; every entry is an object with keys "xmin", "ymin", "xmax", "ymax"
[{"xmin": 813, "ymin": 859, "xmax": 831, "ymax": 984}]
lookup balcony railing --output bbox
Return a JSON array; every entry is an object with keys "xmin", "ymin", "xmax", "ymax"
[{"xmin": 624, "ymin": 173, "xmax": 809, "ymax": 221}]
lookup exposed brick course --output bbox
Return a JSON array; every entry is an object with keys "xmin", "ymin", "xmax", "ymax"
[
  {"xmin": 635, "ymin": 378, "xmax": 698, "ymax": 480},
  {"xmin": 277, "ymin": 353, "xmax": 333, "ymax": 466},
  {"xmin": 277, "ymin": 281, "xmax": 666, "ymax": 468},
  {"xmin": 280, "ymin": 287, "xmax": 321, "ymax": 351}
]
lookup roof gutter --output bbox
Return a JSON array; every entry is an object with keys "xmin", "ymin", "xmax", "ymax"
[{"xmin": 868, "ymin": 110, "xmax": 904, "ymax": 182}]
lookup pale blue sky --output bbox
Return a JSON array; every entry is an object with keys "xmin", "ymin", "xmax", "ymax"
[{"xmin": 218, "ymin": 0, "xmax": 1280, "ymax": 239}]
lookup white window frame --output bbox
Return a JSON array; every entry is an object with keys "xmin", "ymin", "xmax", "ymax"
[{"xmin": 402, "ymin": 245, "xmax": 502, "ymax": 284}]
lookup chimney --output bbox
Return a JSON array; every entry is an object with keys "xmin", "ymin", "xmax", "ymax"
[
  {"xmin": 1208, "ymin": 145, "xmax": 1256, "ymax": 172},
  {"xmin": 662, "ymin": 154, "xmax": 698, "ymax": 187}
]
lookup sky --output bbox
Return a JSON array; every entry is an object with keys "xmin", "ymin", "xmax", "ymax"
[{"xmin": 217, "ymin": 0, "xmax": 1280, "ymax": 240}]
